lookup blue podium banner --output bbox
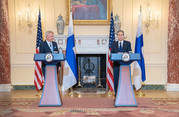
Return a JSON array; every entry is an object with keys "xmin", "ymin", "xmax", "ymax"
[{"xmin": 34, "ymin": 53, "xmax": 65, "ymax": 62}]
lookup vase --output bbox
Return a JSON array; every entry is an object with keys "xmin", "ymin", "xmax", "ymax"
[
  {"xmin": 114, "ymin": 14, "xmax": 121, "ymax": 33},
  {"xmin": 57, "ymin": 14, "xmax": 64, "ymax": 35}
]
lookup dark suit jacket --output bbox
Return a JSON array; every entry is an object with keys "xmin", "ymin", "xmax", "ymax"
[
  {"xmin": 39, "ymin": 41, "xmax": 61, "ymax": 75},
  {"xmin": 111, "ymin": 40, "xmax": 132, "ymax": 67},
  {"xmin": 111, "ymin": 40, "xmax": 132, "ymax": 95},
  {"xmin": 39, "ymin": 41, "xmax": 58, "ymax": 53}
]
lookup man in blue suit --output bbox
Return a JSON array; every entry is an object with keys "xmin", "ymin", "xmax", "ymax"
[
  {"xmin": 39, "ymin": 31, "xmax": 60, "ymax": 76},
  {"xmin": 111, "ymin": 30, "xmax": 132, "ymax": 97}
]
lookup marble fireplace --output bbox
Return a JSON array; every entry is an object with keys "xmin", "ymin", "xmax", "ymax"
[{"xmin": 54, "ymin": 35, "xmax": 109, "ymax": 90}]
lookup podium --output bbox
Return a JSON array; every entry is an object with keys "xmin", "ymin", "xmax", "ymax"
[
  {"xmin": 110, "ymin": 53, "xmax": 141, "ymax": 107},
  {"xmin": 34, "ymin": 53, "xmax": 65, "ymax": 106}
]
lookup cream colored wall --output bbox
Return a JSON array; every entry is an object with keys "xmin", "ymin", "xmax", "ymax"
[{"xmin": 9, "ymin": 0, "xmax": 168, "ymax": 85}]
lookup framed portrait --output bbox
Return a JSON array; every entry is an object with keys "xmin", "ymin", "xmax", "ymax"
[{"xmin": 66, "ymin": 0, "xmax": 111, "ymax": 25}]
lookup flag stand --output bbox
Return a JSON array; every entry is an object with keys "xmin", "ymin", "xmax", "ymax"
[
  {"xmin": 69, "ymin": 87, "xmax": 74, "ymax": 97},
  {"xmin": 36, "ymin": 89, "xmax": 42, "ymax": 97},
  {"xmin": 36, "ymin": 83, "xmax": 44, "ymax": 97},
  {"xmin": 106, "ymin": 90, "xmax": 113, "ymax": 97},
  {"xmin": 135, "ymin": 89, "xmax": 145, "ymax": 97}
]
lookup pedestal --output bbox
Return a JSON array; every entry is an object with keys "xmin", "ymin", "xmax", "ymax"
[
  {"xmin": 110, "ymin": 53, "xmax": 140, "ymax": 107},
  {"xmin": 39, "ymin": 65, "xmax": 62, "ymax": 106},
  {"xmin": 115, "ymin": 65, "xmax": 137, "ymax": 106}
]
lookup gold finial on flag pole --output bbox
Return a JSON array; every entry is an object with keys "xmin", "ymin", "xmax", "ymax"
[
  {"xmin": 140, "ymin": 5, "xmax": 142, "ymax": 12},
  {"xmin": 70, "ymin": 6, "xmax": 72, "ymax": 12},
  {"xmin": 111, "ymin": 0, "xmax": 113, "ymax": 12}
]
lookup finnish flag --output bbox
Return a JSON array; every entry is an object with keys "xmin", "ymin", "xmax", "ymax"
[
  {"xmin": 133, "ymin": 12, "xmax": 146, "ymax": 90},
  {"xmin": 63, "ymin": 12, "xmax": 78, "ymax": 90}
]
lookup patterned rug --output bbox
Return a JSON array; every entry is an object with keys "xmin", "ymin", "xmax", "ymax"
[{"xmin": 0, "ymin": 97, "xmax": 179, "ymax": 117}]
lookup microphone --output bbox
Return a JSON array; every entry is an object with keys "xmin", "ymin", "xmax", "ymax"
[{"xmin": 59, "ymin": 47, "xmax": 62, "ymax": 53}]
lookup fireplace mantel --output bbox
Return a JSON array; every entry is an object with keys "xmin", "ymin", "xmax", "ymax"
[{"xmin": 54, "ymin": 35, "xmax": 109, "ymax": 54}]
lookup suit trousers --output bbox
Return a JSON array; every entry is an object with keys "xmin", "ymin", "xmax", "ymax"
[{"xmin": 113, "ymin": 66, "xmax": 120, "ymax": 97}]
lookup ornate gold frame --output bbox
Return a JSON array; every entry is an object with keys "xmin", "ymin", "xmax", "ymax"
[{"xmin": 66, "ymin": 0, "xmax": 111, "ymax": 25}]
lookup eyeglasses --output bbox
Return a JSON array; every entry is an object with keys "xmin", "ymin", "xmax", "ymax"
[{"xmin": 117, "ymin": 34, "xmax": 124, "ymax": 36}]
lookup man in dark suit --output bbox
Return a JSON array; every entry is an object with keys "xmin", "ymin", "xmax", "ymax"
[
  {"xmin": 111, "ymin": 30, "xmax": 132, "ymax": 97},
  {"xmin": 39, "ymin": 31, "xmax": 60, "ymax": 76}
]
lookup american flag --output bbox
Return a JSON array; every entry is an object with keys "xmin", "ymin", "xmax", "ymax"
[
  {"xmin": 106, "ymin": 12, "xmax": 115, "ymax": 91},
  {"xmin": 34, "ymin": 10, "xmax": 44, "ymax": 91}
]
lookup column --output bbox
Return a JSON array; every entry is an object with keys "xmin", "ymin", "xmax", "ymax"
[
  {"xmin": 0, "ymin": 0, "xmax": 11, "ymax": 91},
  {"xmin": 166, "ymin": 0, "xmax": 179, "ymax": 91}
]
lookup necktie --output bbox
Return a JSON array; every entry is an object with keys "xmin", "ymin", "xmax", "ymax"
[
  {"xmin": 49, "ymin": 43, "xmax": 53, "ymax": 53},
  {"xmin": 119, "ymin": 42, "xmax": 123, "ymax": 52}
]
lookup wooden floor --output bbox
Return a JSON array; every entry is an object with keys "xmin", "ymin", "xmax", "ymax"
[{"xmin": 0, "ymin": 90, "xmax": 179, "ymax": 99}]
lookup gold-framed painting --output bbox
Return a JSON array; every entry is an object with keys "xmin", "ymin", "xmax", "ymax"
[{"xmin": 66, "ymin": 0, "xmax": 111, "ymax": 25}]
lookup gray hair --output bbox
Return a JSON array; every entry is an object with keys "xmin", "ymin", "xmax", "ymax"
[
  {"xmin": 45, "ymin": 31, "xmax": 54, "ymax": 37},
  {"xmin": 116, "ymin": 30, "xmax": 125, "ymax": 35}
]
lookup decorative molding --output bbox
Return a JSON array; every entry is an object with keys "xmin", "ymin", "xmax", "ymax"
[
  {"xmin": 12, "ymin": 83, "xmax": 34, "ymax": 85},
  {"xmin": 12, "ymin": 85, "xmax": 165, "ymax": 90},
  {"xmin": 11, "ymin": 63, "xmax": 167, "ymax": 67},
  {"xmin": 54, "ymin": 35, "xmax": 109, "ymax": 54},
  {"xmin": 131, "ymin": 63, "xmax": 167, "ymax": 67},
  {"xmin": 165, "ymin": 83, "xmax": 179, "ymax": 91},
  {"xmin": 11, "ymin": 64, "xmax": 35, "ymax": 67},
  {"xmin": 13, "ymin": 85, "xmax": 36, "ymax": 90},
  {"xmin": 140, "ymin": 85, "xmax": 164, "ymax": 90},
  {"xmin": 0, "ymin": 84, "xmax": 12, "ymax": 92}
]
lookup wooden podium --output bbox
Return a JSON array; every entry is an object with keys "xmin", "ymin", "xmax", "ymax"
[
  {"xmin": 110, "ymin": 53, "xmax": 141, "ymax": 107},
  {"xmin": 34, "ymin": 53, "xmax": 65, "ymax": 107}
]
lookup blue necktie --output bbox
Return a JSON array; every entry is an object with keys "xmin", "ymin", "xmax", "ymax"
[
  {"xmin": 50, "ymin": 43, "xmax": 53, "ymax": 53},
  {"xmin": 119, "ymin": 42, "xmax": 123, "ymax": 52}
]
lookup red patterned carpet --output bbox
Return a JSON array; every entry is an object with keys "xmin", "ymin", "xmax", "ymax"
[{"xmin": 0, "ymin": 97, "xmax": 179, "ymax": 117}]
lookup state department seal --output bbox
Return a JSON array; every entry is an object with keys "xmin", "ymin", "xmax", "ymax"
[
  {"xmin": 45, "ymin": 53, "xmax": 53, "ymax": 62},
  {"xmin": 122, "ymin": 53, "xmax": 130, "ymax": 62}
]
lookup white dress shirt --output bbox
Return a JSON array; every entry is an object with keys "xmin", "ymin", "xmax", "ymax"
[
  {"xmin": 46, "ymin": 40, "xmax": 53, "ymax": 48},
  {"xmin": 118, "ymin": 40, "xmax": 124, "ymax": 48}
]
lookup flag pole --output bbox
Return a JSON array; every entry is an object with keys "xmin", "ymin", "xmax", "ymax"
[
  {"xmin": 134, "ymin": 5, "xmax": 145, "ymax": 98},
  {"xmin": 64, "ymin": 6, "xmax": 78, "ymax": 97},
  {"xmin": 107, "ymin": 8, "xmax": 114, "ymax": 97},
  {"xmin": 38, "ymin": 7, "xmax": 43, "ymax": 97},
  {"xmin": 35, "ymin": 7, "xmax": 44, "ymax": 96},
  {"xmin": 106, "ymin": 8, "xmax": 113, "ymax": 94}
]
